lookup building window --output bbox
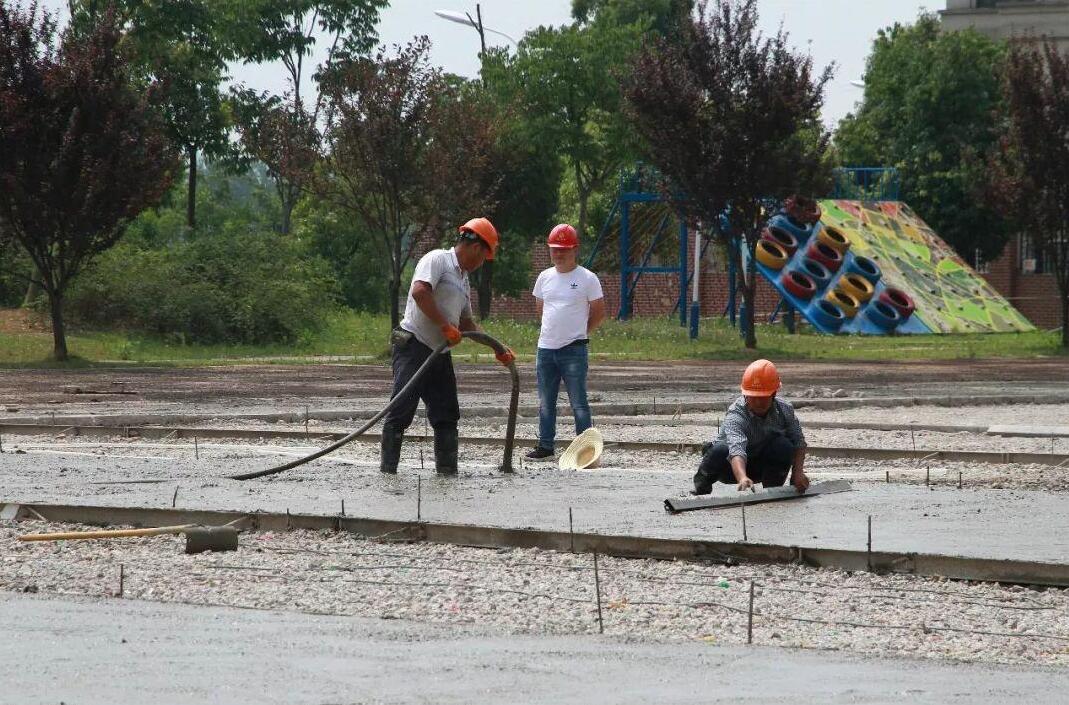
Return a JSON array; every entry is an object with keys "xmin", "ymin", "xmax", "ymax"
[
  {"xmin": 1019, "ymin": 232, "xmax": 1045, "ymax": 274},
  {"xmin": 1019, "ymin": 230, "xmax": 1068, "ymax": 275},
  {"xmin": 973, "ymin": 248, "xmax": 990, "ymax": 274}
]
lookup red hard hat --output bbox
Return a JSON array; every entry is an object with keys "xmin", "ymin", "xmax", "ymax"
[
  {"xmin": 740, "ymin": 359, "xmax": 781, "ymax": 397},
  {"xmin": 458, "ymin": 217, "xmax": 499, "ymax": 260},
  {"xmin": 547, "ymin": 223, "xmax": 579, "ymax": 249}
]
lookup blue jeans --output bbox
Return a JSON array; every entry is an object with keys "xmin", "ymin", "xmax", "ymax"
[{"xmin": 536, "ymin": 344, "xmax": 592, "ymax": 450}]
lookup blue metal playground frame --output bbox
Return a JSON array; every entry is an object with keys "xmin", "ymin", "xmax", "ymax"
[
  {"xmin": 586, "ymin": 166, "xmax": 901, "ymax": 334},
  {"xmin": 584, "ymin": 169, "xmax": 690, "ymax": 323}
]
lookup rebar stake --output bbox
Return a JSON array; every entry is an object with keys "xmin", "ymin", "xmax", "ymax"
[
  {"xmin": 741, "ymin": 502, "xmax": 748, "ymax": 542},
  {"xmin": 569, "ymin": 507, "xmax": 575, "ymax": 552},
  {"xmin": 119, "ymin": 564, "xmax": 124, "ymax": 598},
  {"xmin": 747, "ymin": 581, "xmax": 755, "ymax": 644},
  {"xmin": 419, "ymin": 448, "xmax": 424, "ymax": 470},
  {"xmin": 172, "ymin": 486, "xmax": 178, "ymax": 508},
  {"xmin": 925, "ymin": 466, "xmax": 930, "ymax": 487},
  {"xmin": 194, "ymin": 436, "xmax": 199, "ymax": 460},
  {"xmin": 867, "ymin": 515, "xmax": 873, "ymax": 571},
  {"xmin": 885, "ymin": 470, "xmax": 889, "ymax": 484},
  {"xmin": 417, "ymin": 477, "xmax": 422, "ymax": 522},
  {"xmin": 341, "ymin": 498, "xmax": 346, "ymax": 516},
  {"xmin": 593, "ymin": 552, "xmax": 604, "ymax": 634},
  {"xmin": 958, "ymin": 471, "xmax": 963, "ymax": 489},
  {"xmin": 305, "ymin": 405, "xmax": 309, "ymax": 435}
]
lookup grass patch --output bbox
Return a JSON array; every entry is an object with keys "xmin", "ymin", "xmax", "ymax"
[{"xmin": 0, "ymin": 309, "xmax": 1062, "ymax": 367}]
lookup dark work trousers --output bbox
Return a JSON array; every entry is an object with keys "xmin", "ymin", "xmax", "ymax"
[
  {"xmin": 382, "ymin": 337, "xmax": 460, "ymax": 435},
  {"xmin": 693, "ymin": 434, "xmax": 795, "ymax": 494}
]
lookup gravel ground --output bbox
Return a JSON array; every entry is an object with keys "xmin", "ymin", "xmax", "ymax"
[
  {"xmin": 795, "ymin": 403, "xmax": 1069, "ymax": 427},
  {"xmin": 2, "ymin": 519, "xmax": 1067, "ymax": 668}
]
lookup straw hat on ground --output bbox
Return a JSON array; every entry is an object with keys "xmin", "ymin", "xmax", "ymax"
[{"xmin": 559, "ymin": 427, "xmax": 603, "ymax": 470}]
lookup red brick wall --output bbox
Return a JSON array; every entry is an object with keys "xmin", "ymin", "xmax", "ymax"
[
  {"xmin": 982, "ymin": 235, "xmax": 1065, "ymax": 329},
  {"xmin": 479, "ymin": 242, "xmax": 782, "ymax": 321}
]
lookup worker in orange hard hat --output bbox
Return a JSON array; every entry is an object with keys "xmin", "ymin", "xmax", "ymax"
[
  {"xmin": 380, "ymin": 216, "xmax": 513, "ymax": 476},
  {"xmin": 692, "ymin": 359, "xmax": 810, "ymax": 495}
]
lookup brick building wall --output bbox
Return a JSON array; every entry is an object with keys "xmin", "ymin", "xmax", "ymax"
[
  {"xmin": 479, "ymin": 241, "xmax": 782, "ymax": 322},
  {"xmin": 982, "ymin": 234, "xmax": 1065, "ymax": 329}
]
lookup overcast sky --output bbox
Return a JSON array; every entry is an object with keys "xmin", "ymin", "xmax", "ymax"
[{"xmin": 39, "ymin": 0, "xmax": 939, "ymax": 127}]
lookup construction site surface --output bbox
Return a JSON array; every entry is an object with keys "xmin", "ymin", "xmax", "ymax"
[{"xmin": 3, "ymin": 358, "xmax": 1069, "ymax": 704}]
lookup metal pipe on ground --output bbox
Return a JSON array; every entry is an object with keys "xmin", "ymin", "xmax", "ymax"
[{"xmin": 17, "ymin": 523, "xmax": 240, "ymax": 554}]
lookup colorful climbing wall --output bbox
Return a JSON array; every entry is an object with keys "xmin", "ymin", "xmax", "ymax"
[
  {"xmin": 751, "ymin": 200, "xmax": 1034, "ymax": 335},
  {"xmin": 819, "ymin": 201, "xmax": 1034, "ymax": 333}
]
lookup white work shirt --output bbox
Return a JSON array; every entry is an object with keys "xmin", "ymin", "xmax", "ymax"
[
  {"xmin": 532, "ymin": 265, "xmax": 604, "ymax": 350},
  {"xmin": 400, "ymin": 248, "xmax": 472, "ymax": 348}
]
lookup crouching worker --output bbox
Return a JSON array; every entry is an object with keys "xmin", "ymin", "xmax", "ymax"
[
  {"xmin": 693, "ymin": 359, "xmax": 810, "ymax": 494},
  {"xmin": 380, "ymin": 217, "xmax": 514, "ymax": 475}
]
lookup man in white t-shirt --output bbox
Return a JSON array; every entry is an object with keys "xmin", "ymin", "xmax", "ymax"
[
  {"xmin": 380, "ymin": 217, "xmax": 514, "ymax": 475},
  {"xmin": 526, "ymin": 223, "xmax": 606, "ymax": 460}
]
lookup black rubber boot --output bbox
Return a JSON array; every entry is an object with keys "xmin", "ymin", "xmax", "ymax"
[
  {"xmin": 380, "ymin": 424, "xmax": 403, "ymax": 474},
  {"xmin": 434, "ymin": 425, "xmax": 459, "ymax": 476}
]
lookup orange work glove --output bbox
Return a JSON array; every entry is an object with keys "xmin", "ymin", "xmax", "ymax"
[
  {"xmin": 440, "ymin": 323, "xmax": 462, "ymax": 347},
  {"xmin": 495, "ymin": 346, "xmax": 515, "ymax": 366}
]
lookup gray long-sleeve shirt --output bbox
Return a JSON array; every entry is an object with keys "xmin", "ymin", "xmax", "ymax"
[{"xmin": 717, "ymin": 396, "xmax": 806, "ymax": 461}]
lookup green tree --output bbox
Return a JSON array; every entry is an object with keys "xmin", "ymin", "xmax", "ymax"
[
  {"xmin": 572, "ymin": 0, "xmax": 692, "ymax": 35},
  {"xmin": 315, "ymin": 38, "xmax": 500, "ymax": 328},
  {"xmin": 69, "ymin": 0, "xmax": 235, "ymax": 232},
  {"xmin": 623, "ymin": 0, "xmax": 832, "ymax": 349},
  {"xmin": 224, "ymin": 0, "xmax": 387, "ymax": 234},
  {"xmin": 836, "ymin": 12, "xmax": 1008, "ymax": 262},
  {"xmin": 988, "ymin": 38, "xmax": 1069, "ymax": 347},
  {"xmin": 482, "ymin": 19, "xmax": 642, "ymax": 241},
  {"xmin": 0, "ymin": 5, "xmax": 180, "ymax": 360}
]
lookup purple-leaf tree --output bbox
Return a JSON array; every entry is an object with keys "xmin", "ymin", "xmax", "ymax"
[
  {"xmin": 988, "ymin": 37, "xmax": 1069, "ymax": 348},
  {"xmin": 315, "ymin": 38, "xmax": 499, "ymax": 329},
  {"xmin": 0, "ymin": 4, "xmax": 179, "ymax": 360},
  {"xmin": 622, "ymin": 0, "xmax": 832, "ymax": 348}
]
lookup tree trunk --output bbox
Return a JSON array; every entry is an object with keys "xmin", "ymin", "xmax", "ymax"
[
  {"xmin": 186, "ymin": 145, "xmax": 197, "ymax": 232},
  {"xmin": 389, "ymin": 272, "xmax": 401, "ymax": 330},
  {"xmin": 22, "ymin": 276, "xmax": 39, "ymax": 307},
  {"xmin": 577, "ymin": 191, "xmax": 589, "ymax": 243},
  {"xmin": 280, "ymin": 194, "xmax": 295, "ymax": 236},
  {"xmin": 48, "ymin": 289, "xmax": 68, "ymax": 362},
  {"xmin": 477, "ymin": 259, "xmax": 493, "ymax": 320}
]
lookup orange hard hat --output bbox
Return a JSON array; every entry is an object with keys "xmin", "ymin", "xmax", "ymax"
[
  {"xmin": 740, "ymin": 359, "xmax": 781, "ymax": 397},
  {"xmin": 458, "ymin": 217, "xmax": 499, "ymax": 260},
  {"xmin": 548, "ymin": 223, "xmax": 579, "ymax": 249}
]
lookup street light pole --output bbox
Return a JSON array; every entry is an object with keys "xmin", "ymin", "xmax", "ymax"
[
  {"xmin": 434, "ymin": 8, "xmax": 518, "ymax": 47},
  {"xmin": 468, "ymin": 5, "xmax": 486, "ymax": 57},
  {"xmin": 434, "ymin": 4, "xmax": 516, "ymax": 320}
]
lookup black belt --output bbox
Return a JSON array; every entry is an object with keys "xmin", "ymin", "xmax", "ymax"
[{"xmin": 562, "ymin": 338, "xmax": 589, "ymax": 348}]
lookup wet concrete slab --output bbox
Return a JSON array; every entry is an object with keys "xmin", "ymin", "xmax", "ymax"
[
  {"xmin": 3, "ymin": 592, "xmax": 1067, "ymax": 705},
  {"xmin": 2, "ymin": 450, "xmax": 1068, "ymax": 564}
]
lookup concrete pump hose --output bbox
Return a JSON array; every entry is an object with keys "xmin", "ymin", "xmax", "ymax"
[{"xmin": 227, "ymin": 331, "xmax": 518, "ymax": 481}]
